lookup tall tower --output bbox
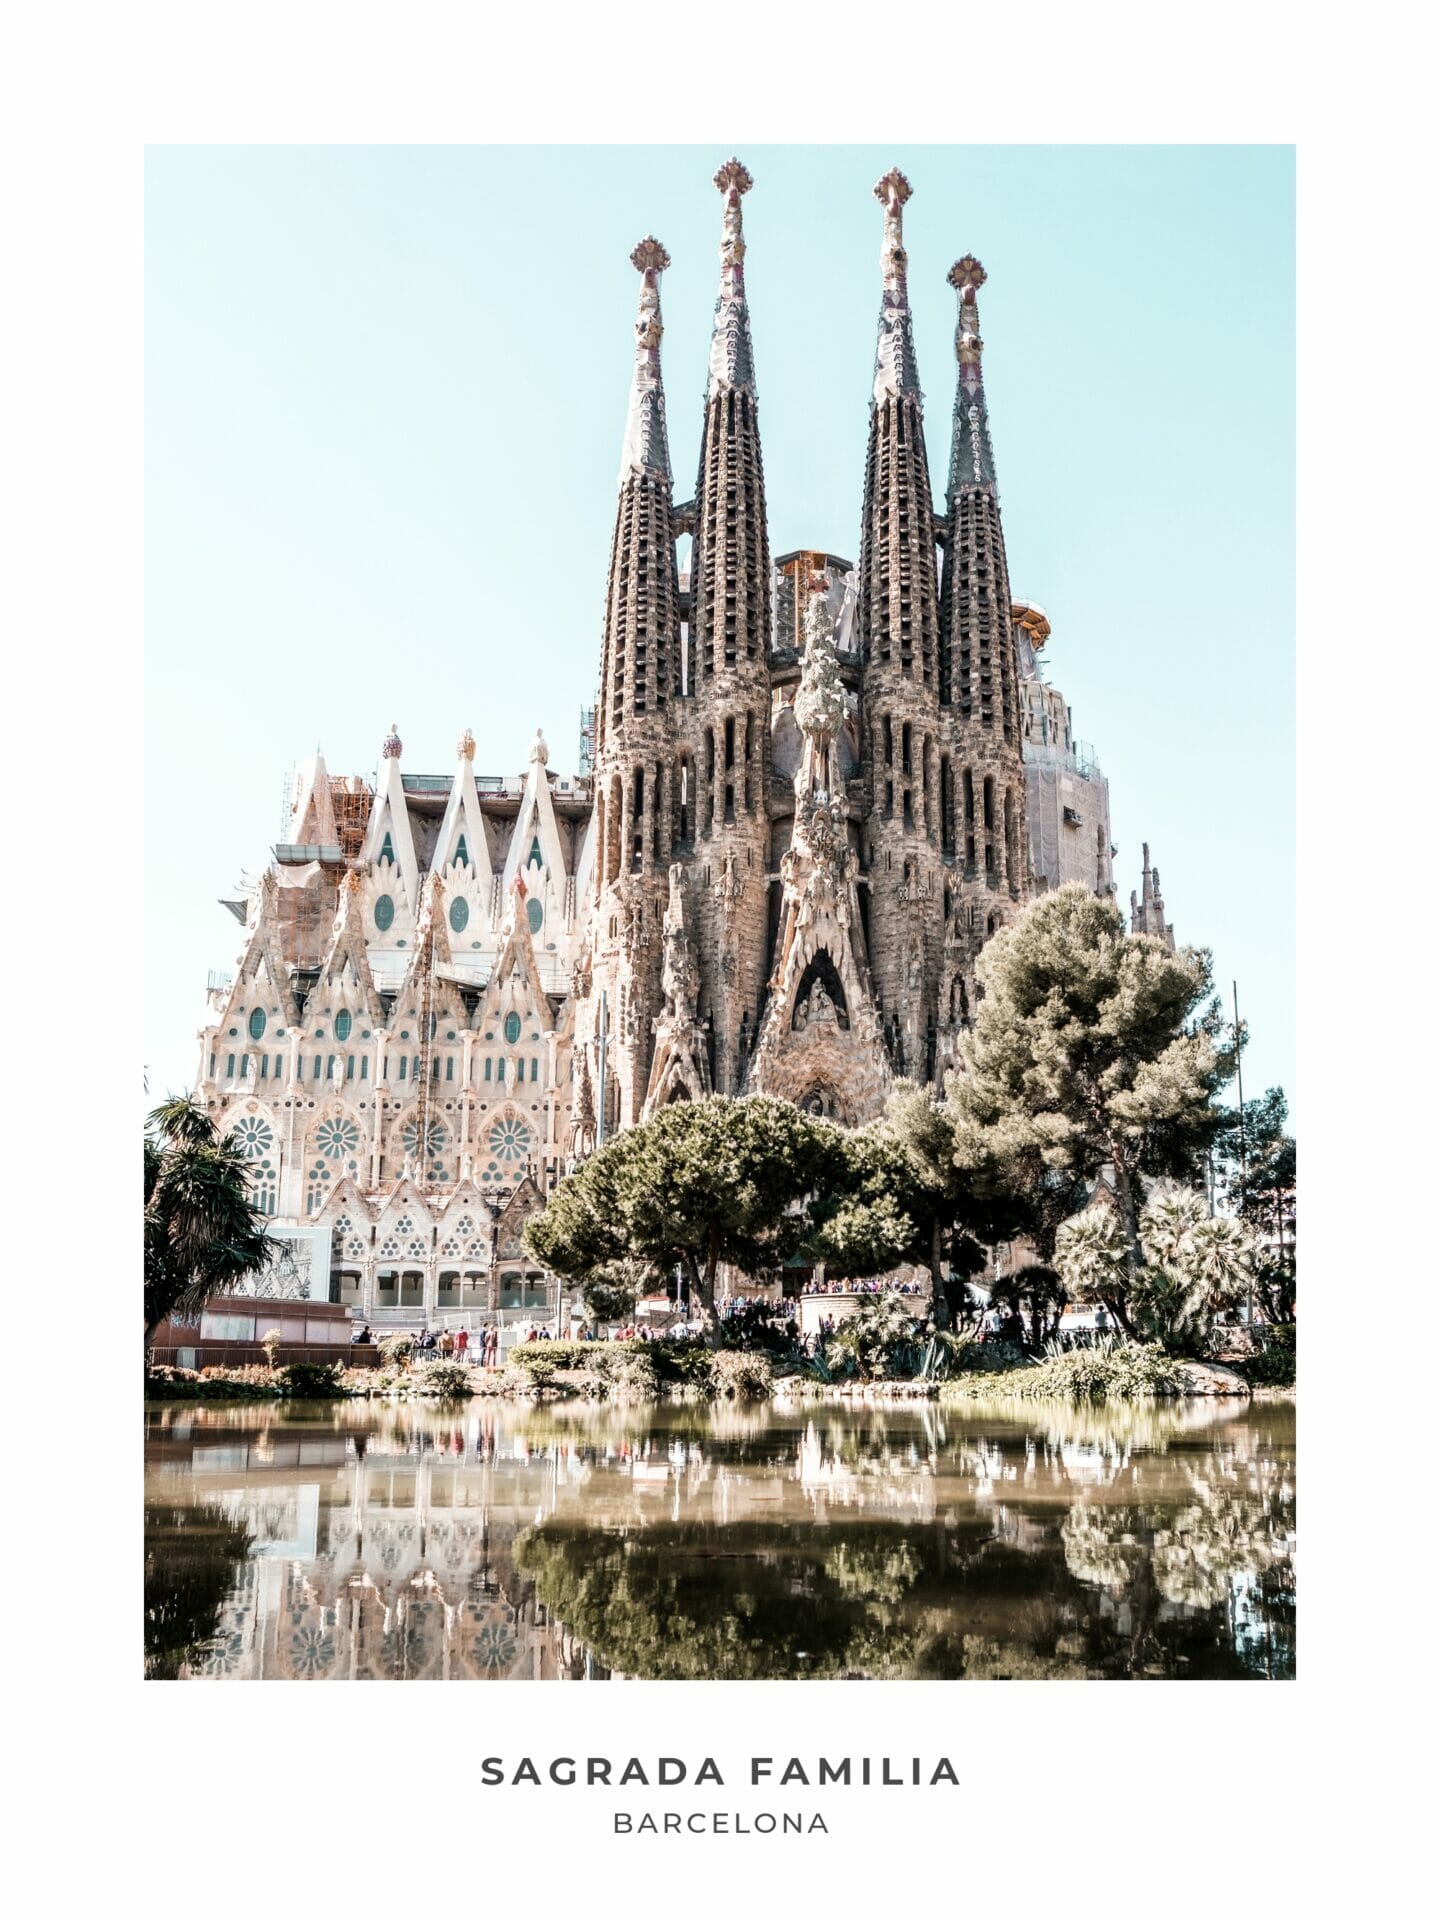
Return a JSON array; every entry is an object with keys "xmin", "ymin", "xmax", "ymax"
[
  {"xmin": 685, "ymin": 158, "xmax": 774, "ymax": 1096},
  {"xmin": 857, "ymin": 169, "xmax": 946, "ymax": 1082},
  {"xmin": 589, "ymin": 237, "xmax": 684, "ymax": 1129},
  {"xmin": 936, "ymin": 254, "xmax": 1030, "ymax": 1040}
]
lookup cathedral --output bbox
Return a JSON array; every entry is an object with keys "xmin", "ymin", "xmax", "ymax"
[{"xmin": 194, "ymin": 160, "xmax": 1161, "ymax": 1326}]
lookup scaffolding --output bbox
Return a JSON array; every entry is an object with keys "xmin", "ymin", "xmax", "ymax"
[{"xmin": 333, "ymin": 777, "xmax": 372, "ymax": 863}]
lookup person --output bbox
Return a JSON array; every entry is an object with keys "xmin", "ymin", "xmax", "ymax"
[
  {"xmin": 350, "ymin": 1322, "xmax": 372, "ymax": 1346},
  {"xmin": 1095, "ymin": 1305, "xmax": 1110, "ymax": 1335},
  {"xmin": 999, "ymin": 1308, "xmax": 1025, "ymax": 1346},
  {"xmin": 456, "ymin": 1328, "xmax": 469, "ymax": 1360},
  {"xmin": 439, "ymin": 1329, "xmax": 454, "ymax": 1358}
]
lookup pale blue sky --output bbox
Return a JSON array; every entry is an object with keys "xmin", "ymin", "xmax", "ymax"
[{"xmin": 146, "ymin": 144, "xmax": 1294, "ymax": 1117}]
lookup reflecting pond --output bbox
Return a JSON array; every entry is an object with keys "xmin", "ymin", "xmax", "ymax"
[{"xmin": 144, "ymin": 1396, "xmax": 1294, "ymax": 1680}]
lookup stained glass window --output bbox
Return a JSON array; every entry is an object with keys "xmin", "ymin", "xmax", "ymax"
[
  {"xmin": 379, "ymin": 832, "xmax": 395, "ymax": 865},
  {"xmin": 249, "ymin": 1007, "xmax": 267, "ymax": 1040},
  {"xmin": 401, "ymin": 1118, "xmax": 449, "ymax": 1183},
  {"xmin": 481, "ymin": 1114, "xmax": 533, "ymax": 1185},
  {"xmin": 374, "ymin": 894, "xmax": 395, "ymax": 933},
  {"xmin": 231, "ymin": 1114, "xmax": 279, "ymax": 1216},
  {"xmin": 449, "ymin": 896, "xmax": 469, "ymax": 933},
  {"xmin": 504, "ymin": 1012, "xmax": 522, "ymax": 1044},
  {"xmin": 526, "ymin": 898, "xmax": 543, "ymax": 934},
  {"xmin": 455, "ymin": 834, "xmax": 469, "ymax": 868},
  {"xmin": 305, "ymin": 1114, "xmax": 362, "ymax": 1215},
  {"xmin": 335, "ymin": 1009, "xmax": 352, "ymax": 1041},
  {"xmin": 527, "ymin": 836, "xmax": 543, "ymax": 869}
]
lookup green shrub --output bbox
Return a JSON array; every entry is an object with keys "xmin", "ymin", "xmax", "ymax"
[
  {"xmin": 1240, "ymin": 1326, "xmax": 1296, "ymax": 1387},
  {"xmin": 274, "ymin": 1361, "xmax": 345, "ymax": 1399},
  {"xmin": 650, "ymin": 1340, "xmax": 715, "ymax": 1389},
  {"xmin": 711, "ymin": 1349, "xmax": 773, "ymax": 1399},
  {"xmin": 411, "ymin": 1359, "xmax": 475, "ymax": 1397},
  {"xmin": 941, "ymin": 1338, "xmax": 1184, "ymax": 1405},
  {"xmin": 378, "ymin": 1334, "xmax": 414, "ymax": 1369}
]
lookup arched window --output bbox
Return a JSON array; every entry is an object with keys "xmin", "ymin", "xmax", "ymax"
[
  {"xmin": 454, "ymin": 833, "xmax": 469, "ymax": 868},
  {"xmin": 527, "ymin": 836, "xmax": 543, "ymax": 870},
  {"xmin": 379, "ymin": 832, "xmax": 395, "ymax": 865}
]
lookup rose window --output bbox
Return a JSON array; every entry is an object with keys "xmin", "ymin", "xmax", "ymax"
[
  {"xmin": 316, "ymin": 1116, "xmax": 361, "ymax": 1160},
  {"xmin": 231, "ymin": 1115, "xmax": 275, "ymax": 1160}
]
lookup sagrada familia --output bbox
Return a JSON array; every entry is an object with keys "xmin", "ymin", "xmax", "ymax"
[{"xmin": 194, "ymin": 161, "xmax": 1175, "ymax": 1323}]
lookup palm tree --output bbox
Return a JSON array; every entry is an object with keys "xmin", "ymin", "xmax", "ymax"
[
  {"xmin": 1054, "ymin": 1210, "xmax": 1136, "ymax": 1336},
  {"xmin": 144, "ymin": 1096, "xmax": 274, "ymax": 1354}
]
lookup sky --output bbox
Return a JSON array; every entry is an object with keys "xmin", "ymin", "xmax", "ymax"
[{"xmin": 145, "ymin": 144, "xmax": 1294, "ymax": 1121}]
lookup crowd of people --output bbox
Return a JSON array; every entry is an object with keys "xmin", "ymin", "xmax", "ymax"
[{"xmin": 798, "ymin": 1276, "xmax": 926, "ymax": 1297}]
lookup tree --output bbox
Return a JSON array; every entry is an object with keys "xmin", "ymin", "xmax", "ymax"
[
  {"xmin": 1212, "ymin": 1086, "xmax": 1296, "ymax": 1323},
  {"xmin": 525, "ymin": 1097, "xmax": 837, "ymax": 1348},
  {"xmin": 144, "ymin": 1096, "xmax": 274, "ymax": 1352},
  {"xmin": 1054, "ymin": 1211, "xmax": 1132, "ymax": 1333},
  {"xmin": 826, "ymin": 1289, "xmax": 925, "ymax": 1382},
  {"xmin": 949, "ymin": 886, "xmax": 1233, "ymax": 1288},
  {"xmin": 1056, "ymin": 1188, "xmax": 1255, "ymax": 1355},
  {"xmin": 878, "ymin": 1082, "xmax": 1033, "ymax": 1331}
]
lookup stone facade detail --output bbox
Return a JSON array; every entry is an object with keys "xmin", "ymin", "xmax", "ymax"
[
  {"xmin": 1015, "ymin": 601, "xmax": 1117, "ymax": 899},
  {"xmin": 747, "ymin": 579, "xmax": 890, "ymax": 1122}
]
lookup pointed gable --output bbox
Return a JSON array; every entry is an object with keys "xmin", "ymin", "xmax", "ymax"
[
  {"xmin": 478, "ymin": 874, "xmax": 555, "ymax": 1035},
  {"xmin": 364, "ymin": 724, "xmax": 420, "ymax": 911},
  {"xmin": 430, "ymin": 730, "xmax": 496, "ymax": 889},
  {"xmin": 318, "ymin": 871, "xmax": 385, "ymax": 1021},
  {"xmin": 289, "ymin": 752, "xmax": 339, "ymax": 849}
]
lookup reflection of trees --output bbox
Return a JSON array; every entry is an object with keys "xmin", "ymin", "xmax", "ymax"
[
  {"xmin": 144, "ymin": 1501, "xmax": 253, "ymax": 1680},
  {"xmin": 515, "ymin": 1520, "xmax": 973, "ymax": 1679},
  {"xmin": 1060, "ymin": 1434, "xmax": 1295, "ymax": 1676}
]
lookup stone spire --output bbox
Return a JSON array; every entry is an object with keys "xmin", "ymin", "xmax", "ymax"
[
  {"xmin": 946, "ymin": 256, "xmax": 999, "ymax": 493},
  {"xmin": 618, "ymin": 237, "xmax": 672, "ymax": 486},
  {"xmin": 597, "ymin": 237, "xmax": 682, "ymax": 751},
  {"xmin": 589, "ymin": 235, "xmax": 685, "ymax": 1132},
  {"xmin": 938, "ymin": 250, "xmax": 1029, "ymax": 998},
  {"xmin": 708, "ymin": 157, "xmax": 756, "ymax": 396},
  {"xmin": 687, "ymin": 157, "xmax": 774, "ymax": 1096},
  {"xmin": 872, "ymin": 169, "xmax": 922, "ymax": 401},
  {"xmin": 1130, "ymin": 842, "xmax": 1175, "ymax": 948},
  {"xmin": 857, "ymin": 169, "xmax": 944, "ymax": 1078}
]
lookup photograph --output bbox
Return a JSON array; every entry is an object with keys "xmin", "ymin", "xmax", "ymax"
[{"xmin": 143, "ymin": 142, "xmax": 1295, "ymax": 1684}]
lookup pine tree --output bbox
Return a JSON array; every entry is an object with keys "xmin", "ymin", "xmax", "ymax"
[{"xmin": 949, "ymin": 885, "xmax": 1234, "ymax": 1287}]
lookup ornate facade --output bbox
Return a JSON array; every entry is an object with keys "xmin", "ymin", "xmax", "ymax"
[{"xmin": 195, "ymin": 159, "xmax": 1168, "ymax": 1328}]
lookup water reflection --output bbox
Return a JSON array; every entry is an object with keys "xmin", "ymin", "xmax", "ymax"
[{"xmin": 144, "ymin": 1397, "xmax": 1295, "ymax": 1680}]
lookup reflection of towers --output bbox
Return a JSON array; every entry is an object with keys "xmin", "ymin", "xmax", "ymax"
[
  {"xmin": 590, "ymin": 238, "xmax": 684, "ymax": 1128},
  {"xmin": 685, "ymin": 160, "xmax": 773, "ymax": 1096},
  {"xmin": 858, "ymin": 172, "xmax": 945, "ymax": 1081},
  {"xmin": 936, "ymin": 253, "xmax": 1031, "ymax": 1044}
]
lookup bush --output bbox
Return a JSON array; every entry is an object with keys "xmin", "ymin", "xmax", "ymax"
[
  {"xmin": 650, "ymin": 1340, "xmax": 716, "ymax": 1389},
  {"xmin": 274, "ymin": 1362, "xmax": 345, "ymax": 1399},
  {"xmin": 711, "ymin": 1349, "xmax": 773, "ymax": 1400},
  {"xmin": 378, "ymin": 1334, "xmax": 414, "ymax": 1369},
  {"xmin": 505, "ymin": 1339, "xmax": 659, "ymax": 1394},
  {"xmin": 941, "ymin": 1338, "xmax": 1184, "ymax": 1405},
  {"xmin": 1240, "ymin": 1325, "xmax": 1296, "ymax": 1387},
  {"xmin": 411, "ymin": 1359, "xmax": 474, "ymax": 1397}
]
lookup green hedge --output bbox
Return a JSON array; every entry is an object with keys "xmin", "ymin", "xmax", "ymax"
[
  {"xmin": 941, "ymin": 1340, "xmax": 1185, "ymax": 1405},
  {"xmin": 1239, "ymin": 1326, "xmax": 1296, "ymax": 1387}
]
